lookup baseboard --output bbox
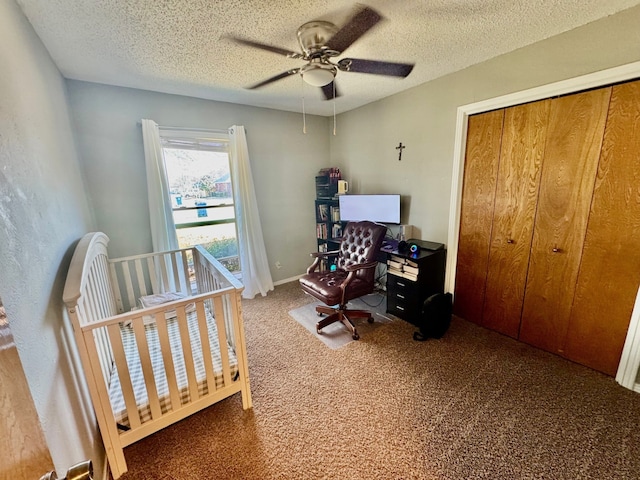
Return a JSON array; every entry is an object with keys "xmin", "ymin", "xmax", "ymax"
[{"xmin": 274, "ymin": 274, "xmax": 303, "ymax": 286}]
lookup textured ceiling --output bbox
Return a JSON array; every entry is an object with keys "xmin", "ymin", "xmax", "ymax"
[{"xmin": 16, "ymin": 0, "xmax": 640, "ymax": 116}]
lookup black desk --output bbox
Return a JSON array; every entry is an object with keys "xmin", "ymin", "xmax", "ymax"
[{"xmin": 382, "ymin": 240, "xmax": 446, "ymax": 325}]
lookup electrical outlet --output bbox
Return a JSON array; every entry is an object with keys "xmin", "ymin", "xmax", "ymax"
[{"xmin": 275, "ymin": 261, "xmax": 282, "ymax": 269}]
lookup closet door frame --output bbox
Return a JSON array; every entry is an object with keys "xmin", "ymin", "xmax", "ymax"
[{"xmin": 446, "ymin": 60, "xmax": 640, "ymax": 392}]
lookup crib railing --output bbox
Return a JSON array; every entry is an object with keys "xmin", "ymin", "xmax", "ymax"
[{"xmin": 63, "ymin": 233, "xmax": 252, "ymax": 479}]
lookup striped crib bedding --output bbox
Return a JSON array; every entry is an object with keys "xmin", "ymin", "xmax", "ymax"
[{"xmin": 109, "ymin": 307, "xmax": 238, "ymax": 428}]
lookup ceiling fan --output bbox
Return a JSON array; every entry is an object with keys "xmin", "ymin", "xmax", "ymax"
[{"xmin": 227, "ymin": 5, "xmax": 414, "ymax": 100}]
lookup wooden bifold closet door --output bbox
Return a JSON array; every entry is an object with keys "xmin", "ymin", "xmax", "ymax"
[
  {"xmin": 482, "ymin": 99, "xmax": 550, "ymax": 338},
  {"xmin": 454, "ymin": 79, "xmax": 640, "ymax": 376},
  {"xmin": 518, "ymin": 87, "xmax": 611, "ymax": 353},
  {"xmin": 563, "ymin": 81, "xmax": 640, "ymax": 375},
  {"xmin": 453, "ymin": 109, "xmax": 503, "ymax": 325}
]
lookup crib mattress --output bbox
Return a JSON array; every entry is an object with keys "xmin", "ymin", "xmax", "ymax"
[{"xmin": 109, "ymin": 307, "xmax": 238, "ymax": 428}]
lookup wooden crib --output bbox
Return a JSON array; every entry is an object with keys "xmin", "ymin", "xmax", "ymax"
[{"xmin": 63, "ymin": 232, "xmax": 252, "ymax": 479}]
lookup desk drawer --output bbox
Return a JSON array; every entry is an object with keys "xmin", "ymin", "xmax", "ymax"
[
  {"xmin": 386, "ymin": 291, "xmax": 422, "ymax": 324},
  {"xmin": 386, "ymin": 274, "xmax": 420, "ymax": 295}
]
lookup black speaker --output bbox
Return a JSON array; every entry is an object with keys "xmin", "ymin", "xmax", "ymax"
[{"xmin": 397, "ymin": 240, "xmax": 409, "ymax": 253}]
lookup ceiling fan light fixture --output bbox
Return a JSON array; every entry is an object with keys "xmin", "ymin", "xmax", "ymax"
[{"xmin": 301, "ymin": 63, "xmax": 336, "ymax": 87}]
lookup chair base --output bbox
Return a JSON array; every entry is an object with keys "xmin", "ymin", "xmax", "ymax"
[{"xmin": 315, "ymin": 305, "xmax": 374, "ymax": 340}]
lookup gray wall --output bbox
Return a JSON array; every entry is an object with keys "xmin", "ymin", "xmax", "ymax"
[
  {"xmin": 330, "ymin": 4, "xmax": 640, "ymax": 244},
  {"xmin": 4, "ymin": 0, "xmax": 640, "ymax": 477},
  {"xmin": 0, "ymin": 0, "xmax": 99, "ymax": 475},
  {"xmin": 67, "ymin": 81, "xmax": 330, "ymax": 283}
]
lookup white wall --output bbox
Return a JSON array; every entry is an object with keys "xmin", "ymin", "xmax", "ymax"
[
  {"xmin": 0, "ymin": 0, "xmax": 99, "ymax": 476},
  {"xmin": 66, "ymin": 81, "xmax": 330, "ymax": 283},
  {"xmin": 330, "ymin": 4, "xmax": 640, "ymax": 245}
]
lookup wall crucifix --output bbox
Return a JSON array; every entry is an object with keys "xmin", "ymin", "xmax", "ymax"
[{"xmin": 396, "ymin": 142, "xmax": 406, "ymax": 161}]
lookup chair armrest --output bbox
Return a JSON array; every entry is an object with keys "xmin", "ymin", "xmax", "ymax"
[
  {"xmin": 306, "ymin": 250, "xmax": 340, "ymax": 274},
  {"xmin": 309, "ymin": 250, "xmax": 340, "ymax": 258},
  {"xmin": 343, "ymin": 261, "xmax": 377, "ymax": 272},
  {"xmin": 338, "ymin": 261, "xmax": 379, "ymax": 295}
]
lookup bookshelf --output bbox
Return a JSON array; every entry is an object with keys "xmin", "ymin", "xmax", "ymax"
[
  {"xmin": 316, "ymin": 199, "xmax": 343, "ymax": 262},
  {"xmin": 314, "ymin": 168, "xmax": 343, "ymax": 271}
]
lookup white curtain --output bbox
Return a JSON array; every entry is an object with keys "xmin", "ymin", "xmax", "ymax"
[
  {"xmin": 141, "ymin": 119, "xmax": 179, "ymax": 252},
  {"xmin": 228, "ymin": 125, "xmax": 274, "ymax": 299}
]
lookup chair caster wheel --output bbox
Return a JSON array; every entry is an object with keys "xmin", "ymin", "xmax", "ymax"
[
  {"xmin": 352, "ymin": 333, "xmax": 360, "ymax": 340},
  {"xmin": 317, "ymin": 312, "xmax": 324, "ymax": 317},
  {"xmin": 316, "ymin": 328, "xmax": 323, "ymax": 335},
  {"xmin": 367, "ymin": 317, "xmax": 374, "ymax": 323}
]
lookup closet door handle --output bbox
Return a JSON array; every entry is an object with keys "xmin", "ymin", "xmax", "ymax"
[
  {"xmin": 506, "ymin": 238, "xmax": 514, "ymax": 244},
  {"xmin": 552, "ymin": 246, "xmax": 561, "ymax": 253}
]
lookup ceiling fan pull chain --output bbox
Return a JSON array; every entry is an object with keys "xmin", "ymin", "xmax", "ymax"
[
  {"xmin": 333, "ymin": 81, "xmax": 337, "ymax": 136},
  {"xmin": 301, "ymin": 75, "xmax": 307, "ymax": 134}
]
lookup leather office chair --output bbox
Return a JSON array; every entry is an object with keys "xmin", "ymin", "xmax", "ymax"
[{"xmin": 299, "ymin": 221, "xmax": 386, "ymax": 340}]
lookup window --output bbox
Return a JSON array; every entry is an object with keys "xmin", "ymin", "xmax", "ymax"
[{"xmin": 160, "ymin": 130, "xmax": 240, "ymax": 273}]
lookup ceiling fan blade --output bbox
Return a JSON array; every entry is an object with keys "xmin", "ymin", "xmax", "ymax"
[
  {"xmin": 321, "ymin": 81, "xmax": 341, "ymax": 100},
  {"xmin": 325, "ymin": 5, "xmax": 382, "ymax": 53},
  {"xmin": 247, "ymin": 69, "xmax": 301, "ymax": 89},
  {"xmin": 226, "ymin": 36, "xmax": 304, "ymax": 59},
  {"xmin": 338, "ymin": 58, "xmax": 414, "ymax": 78}
]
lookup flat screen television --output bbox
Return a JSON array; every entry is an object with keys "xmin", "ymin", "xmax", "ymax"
[{"xmin": 338, "ymin": 194, "xmax": 401, "ymax": 224}]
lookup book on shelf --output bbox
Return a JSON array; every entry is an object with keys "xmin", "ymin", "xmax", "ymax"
[
  {"xmin": 388, "ymin": 255, "xmax": 419, "ymax": 278},
  {"xmin": 387, "ymin": 267, "xmax": 418, "ymax": 282},
  {"xmin": 390, "ymin": 254, "xmax": 418, "ymax": 269},
  {"xmin": 331, "ymin": 224, "xmax": 342, "ymax": 239},
  {"xmin": 387, "ymin": 259, "xmax": 404, "ymax": 270},
  {"xmin": 316, "ymin": 223, "xmax": 328, "ymax": 239},
  {"xmin": 330, "ymin": 205, "xmax": 340, "ymax": 222},
  {"xmin": 317, "ymin": 203, "xmax": 329, "ymax": 221},
  {"xmin": 403, "ymin": 264, "xmax": 419, "ymax": 276}
]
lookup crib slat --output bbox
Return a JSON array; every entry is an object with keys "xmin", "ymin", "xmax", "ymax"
[
  {"xmin": 195, "ymin": 300, "xmax": 216, "ymax": 393},
  {"xmin": 121, "ymin": 262, "xmax": 136, "ymax": 313},
  {"xmin": 110, "ymin": 262, "xmax": 124, "ymax": 313},
  {"xmin": 134, "ymin": 259, "xmax": 148, "ymax": 297},
  {"xmin": 155, "ymin": 312, "xmax": 181, "ymax": 412},
  {"xmin": 181, "ymin": 249, "xmax": 191, "ymax": 294},
  {"xmin": 175, "ymin": 306, "xmax": 200, "ymax": 401},
  {"xmin": 212, "ymin": 296, "xmax": 232, "ymax": 386},
  {"xmin": 147, "ymin": 257, "xmax": 158, "ymax": 294},
  {"xmin": 159, "ymin": 254, "xmax": 170, "ymax": 293},
  {"xmin": 171, "ymin": 253, "xmax": 181, "ymax": 294},
  {"xmin": 131, "ymin": 319, "xmax": 162, "ymax": 421},
  {"xmin": 107, "ymin": 323, "xmax": 142, "ymax": 430},
  {"xmin": 96, "ymin": 256, "xmax": 113, "ymax": 317},
  {"xmin": 87, "ymin": 265, "xmax": 103, "ymax": 321},
  {"xmin": 222, "ymin": 295, "xmax": 236, "ymax": 348},
  {"xmin": 85, "ymin": 270, "xmax": 100, "ymax": 324}
]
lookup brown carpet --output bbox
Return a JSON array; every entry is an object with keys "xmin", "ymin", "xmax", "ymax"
[{"xmin": 118, "ymin": 281, "xmax": 640, "ymax": 480}]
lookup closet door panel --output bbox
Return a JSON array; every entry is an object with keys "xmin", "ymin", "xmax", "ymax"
[
  {"xmin": 454, "ymin": 110, "xmax": 504, "ymax": 324},
  {"xmin": 564, "ymin": 80, "xmax": 640, "ymax": 376},
  {"xmin": 481, "ymin": 99, "xmax": 550, "ymax": 338},
  {"xmin": 519, "ymin": 87, "xmax": 612, "ymax": 354}
]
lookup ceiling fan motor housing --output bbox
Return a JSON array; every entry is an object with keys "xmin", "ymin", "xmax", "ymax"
[{"xmin": 297, "ymin": 21, "xmax": 339, "ymax": 57}]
